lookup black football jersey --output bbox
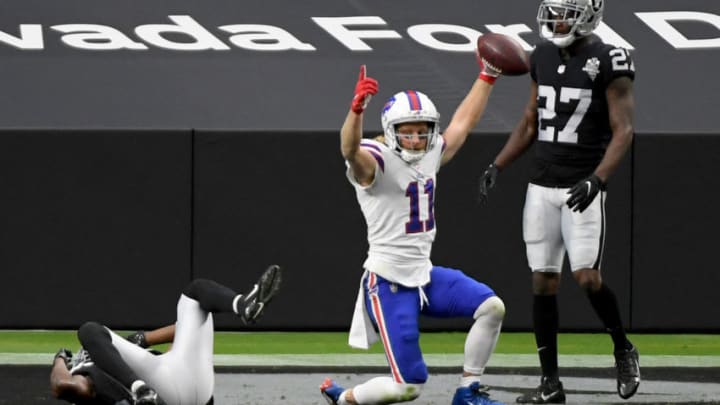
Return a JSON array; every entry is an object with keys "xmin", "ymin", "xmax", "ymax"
[{"xmin": 529, "ymin": 35, "xmax": 635, "ymax": 187}]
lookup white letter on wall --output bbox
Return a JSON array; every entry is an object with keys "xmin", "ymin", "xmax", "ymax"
[
  {"xmin": 636, "ymin": 11, "xmax": 720, "ymax": 49},
  {"xmin": 219, "ymin": 24, "xmax": 315, "ymax": 51},
  {"xmin": 312, "ymin": 16, "xmax": 401, "ymax": 51}
]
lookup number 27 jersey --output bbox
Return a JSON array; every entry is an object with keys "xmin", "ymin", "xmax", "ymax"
[
  {"xmin": 346, "ymin": 137, "xmax": 445, "ymax": 287},
  {"xmin": 530, "ymin": 37, "xmax": 635, "ymax": 187}
]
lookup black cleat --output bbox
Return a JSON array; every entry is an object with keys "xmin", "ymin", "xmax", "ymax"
[
  {"xmin": 516, "ymin": 376, "xmax": 566, "ymax": 404},
  {"xmin": 239, "ymin": 265, "xmax": 282, "ymax": 324},
  {"xmin": 615, "ymin": 346, "xmax": 640, "ymax": 399}
]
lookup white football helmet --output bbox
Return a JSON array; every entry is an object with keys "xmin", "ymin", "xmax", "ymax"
[
  {"xmin": 381, "ymin": 90, "xmax": 440, "ymax": 164},
  {"xmin": 537, "ymin": 0, "xmax": 604, "ymax": 48}
]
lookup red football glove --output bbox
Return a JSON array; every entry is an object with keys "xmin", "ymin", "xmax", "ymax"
[
  {"xmin": 475, "ymin": 49, "xmax": 502, "ymax": 84},
  {"xmin": 351, "ymin": 65, "xmax": 379, "ymax": 114}
]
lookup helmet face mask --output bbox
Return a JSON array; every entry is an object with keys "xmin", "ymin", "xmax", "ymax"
[
  {"xmin": 381, "ymin": 90, "xmax": 440, "ymax": 164},
  {"xmin": 537, "ymin": 0, "xmax": 604, "ymax": 48}
]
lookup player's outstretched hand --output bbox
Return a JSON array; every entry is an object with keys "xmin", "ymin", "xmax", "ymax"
[
  {"xmin": 478, "ymin": 163, "xmax": 499, "ymax": 204},
  {"xmin": 475, "ymin": 49, "xmax": 502, "ymax": 84},
  {"xmin": 566, "ymin": 174, "xmax": 605, "ymax": 213},
  {"xmin": 351, "ymin": 65, "xmax": 378, "ymax": 114}
]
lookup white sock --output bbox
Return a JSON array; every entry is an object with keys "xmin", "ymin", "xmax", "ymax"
[
  {"xmin": 460, "ymin": 375, "xmax": 482, "ymax": 388},
  {"xmin": 337, "ymin": 391, "xmax": 349, "ymax": 405},
  {"xmin": 464, "ymin": 296, "xmax": 505, "ymax": 375},
  {"xmin": 232, "ymin": 294, "xmax": 243, "ymax": 314}
]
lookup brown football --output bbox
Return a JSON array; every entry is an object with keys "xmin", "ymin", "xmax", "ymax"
[{"xmin": 476, "ymin": 33, "xmax": 529, "ymax": 76}]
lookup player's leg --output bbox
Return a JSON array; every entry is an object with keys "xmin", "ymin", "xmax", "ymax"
[
  {"xmin": 77, "ymin": 321, "xmax": 164, "ymax": 404},
  {"xmin": 321, "ymin": 272, "xmax": 424, "ymax": 404},
  {"xmin": 422, "ymin": 266, "xmax": 504, "ymax": 405},
  {"xmin": 562, "ymin": 191, "xmax": 639, "ymax": 399},
  {"xmin": 517, "ymin": 184, "xmax": 567, "ymax": 404},
  {"xmin": 167, "ymin": 267, "xmax": 281, "ymax": 404},
  {"xmin": 183, "ymin": 265, "xmax": 282, "ymax": 323}
]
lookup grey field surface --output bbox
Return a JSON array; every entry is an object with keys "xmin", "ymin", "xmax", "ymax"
[
  {"xmin": 214, "ymin": 372, "xmax": 720, "ymax": 405},
  {"xmin": 2, "ymin": 364, "xmax": 719, "ymax": 404}
]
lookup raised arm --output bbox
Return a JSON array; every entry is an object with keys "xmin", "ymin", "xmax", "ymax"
[
  {"xmin": 441, "ymin": 58, "xmax": 500, "ymax": 165},
  {"xmin": 341, "ymin": 65, "xmax": 379, "ymax": 187}
]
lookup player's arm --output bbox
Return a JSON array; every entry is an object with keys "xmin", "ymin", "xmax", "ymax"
[
  {"xmin": 441, "ymin": 78, "xmax": 494, "ymax": 165},
  {"xmin": 493, "ymin": 80, "xmax": 539, "ymax": 169},
  {"xmin": 593, "ymin": 76, "xmax": 634, "ymax": 183},
  {"xmin": 50, "ymin": 351, "xmax": 94, "ymax": 401},
  {"xmin": 145, "ymin": 324, "xmax": 175, "ymax": 345},
  {"xmin": 441, "ymin": 55, "xmax": 500, "ymax": 165},
  {"xmin": 126, "ymin": 324, "xmax": 176, "ymax": 348},
  {"xmin": 341, "ymin": 65, "xmax": 379, "ymax": 187},
  {"xmin": 477, "ymin": 81, "xmax": 537, "ymax": 203}
]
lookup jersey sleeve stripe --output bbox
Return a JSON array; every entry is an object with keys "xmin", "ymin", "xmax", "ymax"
[
  {"xmin": 360, "ymin": 141, "xmax": 382, "ymax": 153},
  {"xmin": 363, "ymin": 148, "xmax": 385, "ymax": 172}
]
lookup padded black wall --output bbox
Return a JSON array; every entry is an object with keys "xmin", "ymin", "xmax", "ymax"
[
  {"xmin": 632, "ymin": 135, "xmax": 720, "ymax": 331},
  {"xmin": 192, "ymin": 130, "xmax": 366, "ymax": 329},
  {"xmin": 0, "ymin": 130, "xmax": 191, "ymax": 329},
  {"xmin": 1, "ymin": 130, "xmax": 716, "ymax": 331}
]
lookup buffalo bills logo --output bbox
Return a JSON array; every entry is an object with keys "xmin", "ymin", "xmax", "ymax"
[{"xmin": 382, "ymin": 97, "xmax": 396, "ymax": 116}]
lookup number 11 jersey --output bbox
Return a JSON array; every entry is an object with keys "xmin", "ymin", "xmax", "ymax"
[{"xmin": 346, "ymin": 136, "xmax": 445, "ymax": 287}]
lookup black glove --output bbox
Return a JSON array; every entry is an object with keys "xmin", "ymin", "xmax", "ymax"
[
  {"xmin": 54, "ymin": 348, "xmax": 72, "ymax": 368},
  {"xmin": 566, "ymin": 174, "xmax": 605, "ymax": 213},
  {"xmin": 478, "ymin": 163, "xmax": 499, "ymax": 204},
  {"xmin": 126, "ymin": 331, "xmax": 149, "ymax": 348}
]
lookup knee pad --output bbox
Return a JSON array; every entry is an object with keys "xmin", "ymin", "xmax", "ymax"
[{"xmin": 473, "ymin": 296, "xmax": 505, "ymax": 323}]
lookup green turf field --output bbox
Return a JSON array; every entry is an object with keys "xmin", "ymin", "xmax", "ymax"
[{"xmin": 1, "ymin": 331, "xmax": 718, "ymax": 356}]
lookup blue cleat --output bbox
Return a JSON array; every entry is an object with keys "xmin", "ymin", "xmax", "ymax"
[
  {"xmin": 320, "ymin": 378, "xmax": 346, "ymax": 404},
  {"xmin": 452, "ymin": 381, "xmax": 505, "ymax": 405}
]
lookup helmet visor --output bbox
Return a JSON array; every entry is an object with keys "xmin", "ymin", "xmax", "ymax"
[{"xmin": 537, "ymin": 3, "xmax": 583, "ymax": 35}]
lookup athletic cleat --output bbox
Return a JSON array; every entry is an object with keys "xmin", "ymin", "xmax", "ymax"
[
  {"xmin": 320, "ymin": 377, "xmax": 345, "ymax": 404},
  {"xmin": 615, "ymin": 346, "xmax": 640, "ymax": 399},
  {"xmin": 452, "ymin": 382, "xmax": 505, "ymax": 405},
  {"xmin": 516, "ymin": 376, "xmax": 566, "ymax": 404},
  {"xmin": 132, "ymin": 382, "xmax": 166, "ymax": 405},
  {"xmin": 239, "ymin": 264, "xmax": 282, "ymax": 324}
]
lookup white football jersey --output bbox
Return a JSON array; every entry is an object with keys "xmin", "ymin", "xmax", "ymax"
[{"xmin": 346, "ymin": 136, "xmax": 446, "ymax": 287}]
